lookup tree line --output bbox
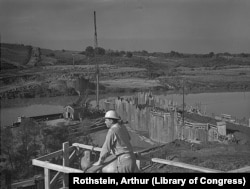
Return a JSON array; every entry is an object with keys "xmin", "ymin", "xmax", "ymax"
[
  {"xmin": 81, "ymin": 46, "xmax": 133, "ymax": 58},
  {"xmin": 81, "ymin": 46, "xmax": 250, "ymax": 59}
]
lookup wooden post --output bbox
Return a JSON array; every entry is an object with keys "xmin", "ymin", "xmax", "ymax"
[
  {"xmin": 135, "ymin": 152, "xmax": 141, "ymax": 171},
  {"xmin": 63, "ymin": 142, "xmax": 69, "ymax": 188},
  {"xmin": 44, "ymin": 167, "xmax": 50, "ymax": 189},
  {"xmin": 136, "ymin": 160, "xmax": 141, "ymax": 172}
]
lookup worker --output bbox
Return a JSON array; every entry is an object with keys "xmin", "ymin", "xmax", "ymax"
[{"xmin": 93, "ymin": 110, "xmax": 138, "ymax": 172}]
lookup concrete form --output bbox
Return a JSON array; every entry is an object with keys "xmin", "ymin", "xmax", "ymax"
[{"xmin": 104, "ymin": 92, "xmax": 227, "ymax": 144}]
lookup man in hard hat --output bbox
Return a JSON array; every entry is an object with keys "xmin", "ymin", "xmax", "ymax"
[{"xmin": 93, "ymin": 110, "xmax": 138, "ymax": 172}]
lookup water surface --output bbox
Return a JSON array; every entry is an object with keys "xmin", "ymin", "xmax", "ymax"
[{"xmin": 1, "ymin": 92, "xmax": 249, "ymax": 127}]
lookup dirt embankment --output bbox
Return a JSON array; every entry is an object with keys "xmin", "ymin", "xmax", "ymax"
[
  {"xmin": 143, "ymin": 139, "xmax": 250, "ymax": 172},
  {"xmin": 0, "ymin": 65, "xmax": 153, "ymax": 100}
]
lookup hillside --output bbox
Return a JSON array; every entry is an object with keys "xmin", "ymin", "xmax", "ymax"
[
  {"xmin": 1, "ymin": 43, "xmax": 32, "ymax": 69},
  {"xmin": 1, "ymin": 43, "xmax": 250, "ymax": 100}
]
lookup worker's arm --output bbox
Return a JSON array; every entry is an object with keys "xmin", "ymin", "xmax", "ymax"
[{"xmin": 93, "ymin": 129, "xmax": 116, "ymax": 166}]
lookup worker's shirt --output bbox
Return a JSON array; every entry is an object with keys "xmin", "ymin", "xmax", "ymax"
[{"xmin": 99, "ymin": 123, "xmax": 133, "ymax": 162}]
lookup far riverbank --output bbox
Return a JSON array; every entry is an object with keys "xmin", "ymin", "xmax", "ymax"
[{"xmin": 1, "ymin": 91, "xmax": 249, "ymax": 127}]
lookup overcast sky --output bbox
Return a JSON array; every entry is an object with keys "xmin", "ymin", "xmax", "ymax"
[{"xmin": 1, "ymin": 0, "xmax": 250, "ymax": 53}]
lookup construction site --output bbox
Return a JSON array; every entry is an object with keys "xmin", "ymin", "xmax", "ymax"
[
  {"xmin": 4, "ymin": 90, "xmax": 249, "ymax": 189},
  {"xmin": 1, "ymin": 8, "xmax": 250, "ymax": 189}
]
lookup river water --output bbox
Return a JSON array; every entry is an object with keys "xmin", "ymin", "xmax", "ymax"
[{"xmin": 1, "ymin": 92, "xmax": 249, "ymax": 127}]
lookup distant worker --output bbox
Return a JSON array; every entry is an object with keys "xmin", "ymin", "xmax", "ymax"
[{"xmin": 93, "ymin": 110, "xmax": 138, "ymax": 172}]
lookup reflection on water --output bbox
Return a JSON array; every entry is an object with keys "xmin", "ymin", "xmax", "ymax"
[
  {"xmin": 1, "ymin": 104, "xmax": 64, "ymax": 126},
  {"xmin": 1, "ymin": 92, "xmax": 250, "ymax": 127},
  {"xmin": 165, "ymin": 91, "xmax": 250, "ymax": 120},
  {"xmin": 0, "ymin": 96, "xmax": 78, "ymax": 109}
]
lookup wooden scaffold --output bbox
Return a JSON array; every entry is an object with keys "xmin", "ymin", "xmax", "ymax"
[{"xmin": 31, "ymin": 142, "xmax": 250, "ymax": 189}]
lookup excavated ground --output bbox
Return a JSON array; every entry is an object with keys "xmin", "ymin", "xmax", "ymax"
[
  {"xmin": 143, "ymin": 139, "xmax": 250, "ymax": 173},
  {"xmin": 82, "ymin": 125, "xmax": 250, "ymax": 173}
]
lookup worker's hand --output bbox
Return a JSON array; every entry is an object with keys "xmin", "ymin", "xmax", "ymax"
[{"xmin": 93, "ymin": 160, "xmax": 102, "ymax": 166}]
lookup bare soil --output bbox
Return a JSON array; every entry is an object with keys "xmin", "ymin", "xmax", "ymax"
[
  {"xmin": 82, "ymin": 125, "xmax": 250, "ymax": 173},
  {"xmin": 143, "ymin": 140, "xmax": 250, "ymax": 173}
]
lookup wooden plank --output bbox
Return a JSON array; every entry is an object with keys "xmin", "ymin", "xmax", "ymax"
[
  {"xmin": 32, "ymin": 159, "xmax": 83, "ymax": 173},
  {"xmin": 141, "ymin": 164, "xmax": 153, "ymax": 171},
  {"xmin": 151, "ymin": 158, "xmax": 222, "ymax": 173},
  {"xmin": 228, "ymin": 166, "xmax": 250, "ymax": 173},
  {"xmin": 37, "ymin": 146, "xmax": 75, "ymax": 161},
  {"xmin": 44, "ymin": 167, "xmax": 50, "ymax": 189},
  {"xmin": 72, "ymin": 143, "xmax": 102, "ymax": 152},
  {"xmin": 69, "ymin": 149, "xmax": 76, "ymax": 161},
  {"xmin": 63, "ymin": 142, "xmax": 69, "ymax": 188},
  {"xmin": 11, "ymin": 175, "xmax": 44, "ymax": 188},
  {"xmin": 136, "ymin": 144, "xmax": 165, "ymax": 154},
  {"xmin": 11, "ymin": 179, "xmax": 35, "ymax": 188},
  {"xmin": 50, "ymin": 172, "xmax": 61, "ymax": 189}
]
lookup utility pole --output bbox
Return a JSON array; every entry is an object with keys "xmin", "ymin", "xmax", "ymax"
[
  {"xmin": 94, "ymin": 11, "xmax": 99, "ymax": 110},
  {"xmin": 182, "ymin": 79, "xmax": 185, "ymax": 127}
]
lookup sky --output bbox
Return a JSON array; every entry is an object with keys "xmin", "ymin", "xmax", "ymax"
[{"xmin": 1, "ymin": 0, "xmax": 250, "ymax": 53}]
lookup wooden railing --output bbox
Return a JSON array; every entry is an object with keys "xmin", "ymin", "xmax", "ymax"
[
  {"xmin": 31, "ymin": 142, "xmax": 250, "ymax": 189},
  {"xmin": 32, "ymin": 142, "xmax": 121, "ymax": 189}
]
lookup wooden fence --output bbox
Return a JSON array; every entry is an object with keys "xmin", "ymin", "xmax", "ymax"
[{"xmin": 104, "ymin": 92, "xmax": 226, "ymax": 144}]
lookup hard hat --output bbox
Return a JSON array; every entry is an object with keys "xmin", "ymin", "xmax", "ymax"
[{"xmin": 104, "ymin": 110, "xmax": 120, "ymax": 120}]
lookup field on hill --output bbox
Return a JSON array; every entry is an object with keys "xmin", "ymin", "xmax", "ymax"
[{"xmin": 1, "ymin": 43, "xmax": 250, "ymax": 100}]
